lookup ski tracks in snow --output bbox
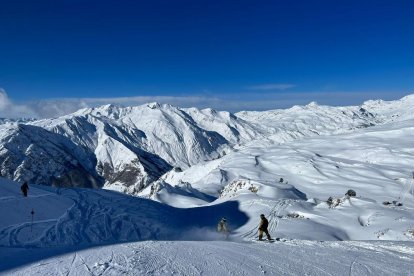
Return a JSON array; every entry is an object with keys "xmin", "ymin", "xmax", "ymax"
[
  {"xmin": 0, "ymin": 188, "xmax": 167, "ymax": 247},
  {"xmin": 349, "ymin": 257, "xmax": 372, "ymax": 276},
  {"xmin": 40, "ymin": 189, "xmax": 156, "ymax": 246},
  {"xmin": 241, "ymin": 198, "xmax": 295, "ymax": 240},
  {"xmin": 6, "ymin": 240, "xmax": 414, "ymax": 275},
  {"xmin": 268, "ymin": 199, "xmax": 295, "ymax": 234}
]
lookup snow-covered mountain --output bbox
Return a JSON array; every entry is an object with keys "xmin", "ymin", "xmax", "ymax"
[
  {"xmin": 1, "ymin": 95, "xmax": 414, "ymax": 274},
  {"xmin": 30, "ymin": 103, "xmax": 236, "ymax": 192},
  {"xmin": 1, "ymin": 103, "xmax": 233, "ymax": 191},
  {"xmin": 0, "ymin": 124, "xmax": 102, "ymax": 187},
  {"xmin": 0, "ymin": 95, "xmax": 413, "ymax": 194},
  {"xmin": 141, "ymin": 95, "xmax": 414, "ymax": 241}
]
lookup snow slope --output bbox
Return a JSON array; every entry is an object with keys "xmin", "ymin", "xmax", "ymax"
[
  {"xmin": 146, "ymin": 117, "xmax": 414, "ymax": 241},
  {"xmin": 0, "ymin": 178, "xmax": 248, "ymax": 248},
  {"xmin": 0, "ymin": 178, "xmax": 413, "ymax": 275},
  {"xmin": 3, "ymin": 96, "xmax": 411, "ymax": 193},
  {"xmin": 1, "ymin": 95, "xmax": 414, "ymax": 274},
  {"xmin": 3, "ymin": 240, "xmax": 414, "ymax": 275},
  {"xmin": 3, "ymin": 96, "xmax": 413, "ymax": 241}
]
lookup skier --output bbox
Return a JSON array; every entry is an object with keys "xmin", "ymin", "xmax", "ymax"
[
  {"xmin": 217, "ymin": 218, "xmax": 229, "ymax": 238},
  {"xmin": 258, "ymin": 214, "xmax": 272, "ymax": 241},
  {"xmin": 21, "ymin": 182, "xmax": 29, "ymax": 197}
]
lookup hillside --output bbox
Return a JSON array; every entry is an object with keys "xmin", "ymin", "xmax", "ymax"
[
  {"xmin": 0, "ymin": 177, "xmax": 413, "ymax": 275},
  {"xmin": 2, "ymin": 96, "xmax": 414, "ymax": 194},
  {"xmin": 1, "ymin": 95, "xmax": 414, "ymax": 274},
  {"xmin": 146, "ymin": 118, "xmax": 414, "ymax": 241}
]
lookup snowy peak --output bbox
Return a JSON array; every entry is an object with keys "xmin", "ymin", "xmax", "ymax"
[
  {"xmin": 16, "ymin": 102, "xmax": 238, "ymax": 191},
  {"xmin": 362, "ymin": 93, "xmax": 414, "ymax": 122},
  {"xmin": 39, "ymin": 102, "xmax": 233, "ymax": 167},
  {"xmin": 1, "ymin": 94, "xmax": 414, "ymax": 194},
  {"xmin": 235, "ymin": 95, "xmax": 414, "ymax": 143},
  {"xmin": 183, "ymin": 106, "xmax": 259, "ymax": 144},
  {"xmin": 72, "ymin": 104, "xmax": 126, "ymax": 121}
]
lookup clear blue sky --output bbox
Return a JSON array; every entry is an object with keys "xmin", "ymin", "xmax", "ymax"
[{"xmin": 0, "ymin": 0, "xmax": 413, "ymax": 107}]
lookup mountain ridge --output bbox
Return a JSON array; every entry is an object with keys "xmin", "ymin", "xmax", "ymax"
[{"xmin": 0, "ymin": 95, "xmax": 413, "ymax": 194}]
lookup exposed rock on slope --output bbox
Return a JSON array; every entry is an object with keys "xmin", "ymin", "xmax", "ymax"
[
  {"xmin": 1, "ymin": 95, "xmax": 413, "ymax": 193},
  {"xmin": 0, "ymin": 124, "xmax": 102, "ymax": 187}
]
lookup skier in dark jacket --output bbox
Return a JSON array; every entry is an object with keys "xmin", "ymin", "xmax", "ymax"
[
  {"xmin": 21, "ymin": 182, "xmax": 29, "ymax": 197},
  {"xmin": 258, "ymin": 214, "xmax": 272, "ymax": 240}
]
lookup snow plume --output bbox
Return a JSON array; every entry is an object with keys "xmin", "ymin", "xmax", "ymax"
[{"xmin": 175, "ymin": 227, "xmax": 230, "ymax": 241}]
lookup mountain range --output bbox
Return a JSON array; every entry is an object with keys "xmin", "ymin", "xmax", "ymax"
[
  {"xmin": 1, "ymin": 95, "xmax": 413, "ymax": 195},
  {"xmin": 1, "ymin": 95, "xmax": 414, "ymax": 274}
]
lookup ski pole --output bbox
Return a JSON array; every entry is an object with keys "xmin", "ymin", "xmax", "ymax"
[{"xmin": 30, "ymin": 209, "xmax": 35, "ymax": 233}]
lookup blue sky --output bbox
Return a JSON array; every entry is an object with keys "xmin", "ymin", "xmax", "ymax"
[{"xmin": 0, "ymin": 0, "xmax": 414, "ymax": 117}]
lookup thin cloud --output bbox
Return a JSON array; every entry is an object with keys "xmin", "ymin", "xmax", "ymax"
[
  {"xmin": 0, "ymin": 89, "xmax": 37, "ymax": 118},
  {"xmin": 0, "ymin": 88, "xmax": 410, "ymax": 119},
  {"xmin": 246, "ymin": 83, "xmax": 296, "ymax": 90},
  {"xmin": 0, "ymin": 92, "xmax": 227, "ymax": 118}
]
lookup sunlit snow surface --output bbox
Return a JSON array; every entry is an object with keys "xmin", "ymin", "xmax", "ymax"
[
  {"xmin": 154, "ymin": 118, "xmax": 414, "ymax": 241},
  {"xmin": 3, "ymin": 240, "xmax": 414, "ymax": 275},
  {"xmin": 2, "ymin": 96, "xmax": 414, "ymax": 275},
  {"xmin": 1, "ymin": 178, "xmax": 413, "ymax": 275}
]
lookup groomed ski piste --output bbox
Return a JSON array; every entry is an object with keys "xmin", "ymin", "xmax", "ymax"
[{"xmin": 1, "ymin": 99, "xmax": 414, "ymax": 275}]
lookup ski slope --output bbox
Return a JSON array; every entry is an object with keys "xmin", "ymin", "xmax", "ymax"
[
  {"xmin": 3, "ymin": 240, "xmax": 414, "ymax": 275},
  {"xmin": 1, "ymin": 175, "xmax": 414, "ymax": 275},
  {"xmin": 2, "ymin": 96, "xmax": 414, "ymax": 275},
  {"xmin": 0, "ymin": 179, "xmax": 248, "ymax": 249},
  {"xmin": 147, "ymin": 118, "xmax": 414, "ymax": 241}
]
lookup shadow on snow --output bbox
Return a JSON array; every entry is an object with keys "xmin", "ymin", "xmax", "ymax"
[{"xmin": 0, "ymin": 187, "xmax": 249, "ymax": 272}]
